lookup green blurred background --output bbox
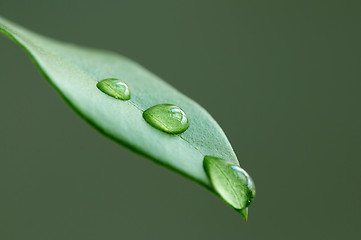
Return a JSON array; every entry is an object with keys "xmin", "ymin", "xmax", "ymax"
[{"xmin": 0, "ymin": 0, "xmax": 360, "ymax": 239}]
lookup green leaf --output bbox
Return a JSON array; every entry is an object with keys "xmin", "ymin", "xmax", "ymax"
[{"xmin": 0, "ymin": 16, "xmax": 254, "ymax": 219}]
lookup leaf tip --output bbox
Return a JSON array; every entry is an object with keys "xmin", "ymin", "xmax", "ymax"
[{"xmin": 237, "ymin": 207, "xmax": 248, "ymax": 222}]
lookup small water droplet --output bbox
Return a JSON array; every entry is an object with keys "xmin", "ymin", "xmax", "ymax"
[
  {"xmin": 203, "ymin": 156, "xmax": 255, "ymax": 210},
  {"xmin": 143, "ymin": 104, "xmax": 189, "ymax": 134},
  {"xmin": 96, "ymin": 78, "xmax": 130, "ymax": 100}
]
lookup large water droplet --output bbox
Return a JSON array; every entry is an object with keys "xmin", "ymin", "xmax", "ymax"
[
  {"xmin": 203, "ymin": 156, "xmax": 255, "ymax": 210},
  {"xmin": 143, "ymin": 104, "xmax": 190, "ymax": 134},
  {"xmin": 96, "ymin": 78, "xmax": 130, "ymax": 100}
]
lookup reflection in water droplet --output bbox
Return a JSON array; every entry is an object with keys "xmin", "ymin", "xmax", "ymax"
[
  {"xmin": 96, "ymin": 78, "xmax": 130, "ymax": 100},
  {"xmin": 203, "ymin": 156, "xmax": 255, "ymax": 210},
  {"xmin": 143, "ymin": 104, "xmax": 189, "ymax": 134}
]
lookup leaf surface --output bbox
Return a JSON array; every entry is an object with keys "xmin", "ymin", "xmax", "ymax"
[{"xmin": 0, "ymin": 16, "xmax": 253, "ymax": 218}]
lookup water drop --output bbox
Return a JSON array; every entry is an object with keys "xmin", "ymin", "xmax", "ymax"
[
  {"xmin": 203, "ymin": 156, "xmax": 255, "ymax": 210},
  {"xmin": 96, "ymin": 78, "xmax": 130, "ymax": 100},
  {"xmin": 143, "ymin": 104, "xmax": 189, "ymax": 134}
]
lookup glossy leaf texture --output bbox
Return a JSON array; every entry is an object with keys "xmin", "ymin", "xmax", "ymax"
[{"xmin": 0, "ymin": 16, "xmax": 254, "ymax": 219}]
